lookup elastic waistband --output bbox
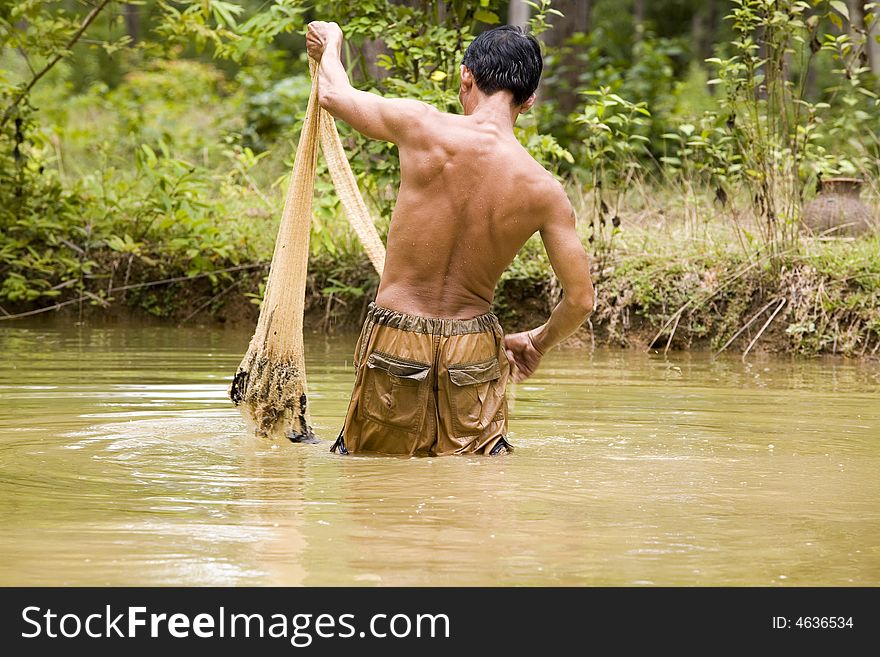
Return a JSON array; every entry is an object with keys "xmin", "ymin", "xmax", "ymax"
[{"xmin": 365, "ymin": 302, "xmax": 502, "ymax": 336}]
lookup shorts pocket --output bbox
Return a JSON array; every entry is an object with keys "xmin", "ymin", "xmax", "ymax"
[
  {"xmin": 448, "ymin": 357, "xmax": 501, "ymax": 436},
  {"xmin": 361, "ymin": 351, "xmax": 431, "ymax": 431}
]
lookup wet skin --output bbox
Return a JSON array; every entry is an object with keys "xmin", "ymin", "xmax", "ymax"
[{"xmin": 306, "ymin": 22, "xmax": 595, "ymax": 380}]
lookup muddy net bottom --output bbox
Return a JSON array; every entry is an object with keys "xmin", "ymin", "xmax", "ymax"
[{"xmin": 229, "ymin": 352, "xmax": 316, "ymax": 442}]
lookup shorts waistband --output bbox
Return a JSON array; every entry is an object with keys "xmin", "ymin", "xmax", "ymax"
[{"xmin": 365, "ymin": 302, "xmax": 502, "ymax": 336}]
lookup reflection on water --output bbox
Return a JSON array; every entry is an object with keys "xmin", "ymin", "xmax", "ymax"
[{"xmin": 0, "ymin": 321, "xmax": 878, "ymax": 586}]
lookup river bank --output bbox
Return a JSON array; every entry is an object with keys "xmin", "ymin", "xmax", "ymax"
[{"xmin": 4, "ymin": 230, "xmax": 878, "ymax": 359}]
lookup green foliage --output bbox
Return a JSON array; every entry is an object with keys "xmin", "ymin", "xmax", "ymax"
[
  {"xmin": 155, "ymin": 0, "xmax": 306, "ymax": 61},
  {"xmin": 537, "ymin": 12, "xmax": 691, "ymax": 165},
  {"xmin": 0, "ymin": 0, "xmax": 878, "ymax": 355},
  {"xmin": 0, "ymin": 104, "xmax": 87, "ymax": 303},
  {"xmin": 236, "ymin": 67, "xmax": 313, "ymax": 150},
  {"xmin": 574, "ymin": 86, "xmax": 651, "ymax": 260},
  {"xmin": 523, "ymin": 0, "xmax": 565, "ymax": 37},
  {"xmin": 651, "ymin": 0, "xmax": 880, "ymax": 264}
]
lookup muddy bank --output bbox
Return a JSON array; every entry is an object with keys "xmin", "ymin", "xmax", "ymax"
[{"xmin": 5, "ymin": 248, "xmax": 878, "ymax": 360}]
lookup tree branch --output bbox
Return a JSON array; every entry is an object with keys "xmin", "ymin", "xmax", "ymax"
[{"xmin": 1, "ymin": 0, "xmax": 114, "ymax": 129}]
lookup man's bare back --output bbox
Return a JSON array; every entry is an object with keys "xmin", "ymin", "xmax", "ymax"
[
  {"xmin": 307, "ymin": 21, "xmax": 593, "ymax": 382},
  {"xmin": 379, "ymin": 113, "xmax": 559, "ymax": 318}
]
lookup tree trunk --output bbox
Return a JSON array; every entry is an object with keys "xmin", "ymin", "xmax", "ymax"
[
  {"xmin": 756, "ymin": 27, "xmax": 768, "ymax": 100},
  {"xmin": 868, "ymin": 2, "xmax": 880, "ymax": 73},
  {"xmin": 538, "ymin": 1, "xmax": 592, "ymax": 113},
  {"xmin": 124, "ymin": 3, "xmax": 140, "ymax": 44},
  {"xmin": 358, "ymin": 39, "xmax": 389, "ymax": 82},
  {"xmin": 508, "ymin": 0, "xmax": 530, "ymax": 28},
  {"xmin": 356, "ymin": 0, "xmax": 422, "ymax": 84},
  {"xmin": 847, "ymin": 0, "xmax": 861, "ymax": 39},
  {"xmin": 700, "ymin": 0, "xmax": 719, "ymax": 61},
  {"xmin": 852, "ymin": 0, "xmax": 880, "ymax": 73},
  {"xmin": 691, "ymin": 6, "xmax": 705, "ymax": 58},
  {"xmin": 541, "ymin": 0, "xmax": 591, "ymax": 46},
  {"xmin": 633, "ymin": 0, "xmax": 645, "ymax": 41}
]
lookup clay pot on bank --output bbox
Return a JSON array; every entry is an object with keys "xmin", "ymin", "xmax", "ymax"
[{"xmin": 801, "ymin": 177, "xmax": 875, "ymax": 236}]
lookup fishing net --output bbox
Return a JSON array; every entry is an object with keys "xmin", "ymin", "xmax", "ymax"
[{"xmin": 230, "ymin": 58, "xmax": 386, "ymax": 441}]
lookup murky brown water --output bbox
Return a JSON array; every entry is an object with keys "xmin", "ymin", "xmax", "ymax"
[{"xmin": 0, "ymin": 321, "xmax": 878, "ymax": 586}]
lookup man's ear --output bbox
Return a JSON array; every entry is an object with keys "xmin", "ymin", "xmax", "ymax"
[
  {"xmin": 519, "ymin": 92, "xmax": 537, "ymax": 115},
  {"xmin": 460, "ymin": 65, "xmax": 473, "ymax": 90}
]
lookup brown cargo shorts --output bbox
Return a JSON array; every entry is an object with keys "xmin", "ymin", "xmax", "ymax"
[{"xmin": 331, "ymin": 303, "xmax": 513, "ymax": 456}]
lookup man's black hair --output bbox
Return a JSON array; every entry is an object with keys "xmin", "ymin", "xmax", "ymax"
[{"xmin": 462, "ymin": 25, "xmax": 543, "ymax": 106}]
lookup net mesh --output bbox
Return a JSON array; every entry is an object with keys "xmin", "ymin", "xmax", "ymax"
[{"xmin": 230, "ymin": 58, "xmax": 386, "ymax": 441}]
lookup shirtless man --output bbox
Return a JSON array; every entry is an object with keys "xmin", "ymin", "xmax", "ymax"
[{"xmin": 306, "ymin": 21, "xmax": 595, "ymax": 456}]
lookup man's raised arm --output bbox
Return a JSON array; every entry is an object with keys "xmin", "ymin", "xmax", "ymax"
[
  {"xmin": 305, "ymin": 21, "xmax": 434, "ymax": 144},
  {"xmin": 504, "ymin": 190, "xmax": 595, "ymax": 382}
]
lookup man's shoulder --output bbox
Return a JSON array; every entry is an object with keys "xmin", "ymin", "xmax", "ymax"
[
  {"xmin": 387, "ymin": 98, "xmax": 444, "ymax": 132},
  {"xmin": 517, "ymin": 159, "xmax": 568, "ymax": 208},
  {"xmin": 505, "ymin": 141, "xmax": 561, "ymax": 184},
  {"xmin": 399, "ymin": 104, "xmax": 461, "ymax": 144}
]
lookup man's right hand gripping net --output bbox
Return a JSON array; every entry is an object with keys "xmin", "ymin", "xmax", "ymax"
[{"xmin": 229, "ymin": 58, "xmax": 386, "ymax": 442}]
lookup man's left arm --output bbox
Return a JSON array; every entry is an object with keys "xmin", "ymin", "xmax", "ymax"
[{"xmin": 306, "ymin": 21, "xmax": 434, "ymax": 144}]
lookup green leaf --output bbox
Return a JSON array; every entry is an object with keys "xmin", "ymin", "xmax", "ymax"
[
  {"xmin": 830, "ymin": 1, "xmax": 850, "ymax": 22},
  {"xmin": 474, "ymin": 9, "xmax": 500, "ymax": 24},
  {"xmin": 211, "ymin": 1, "xmax": 244, "ymax": 28}
]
